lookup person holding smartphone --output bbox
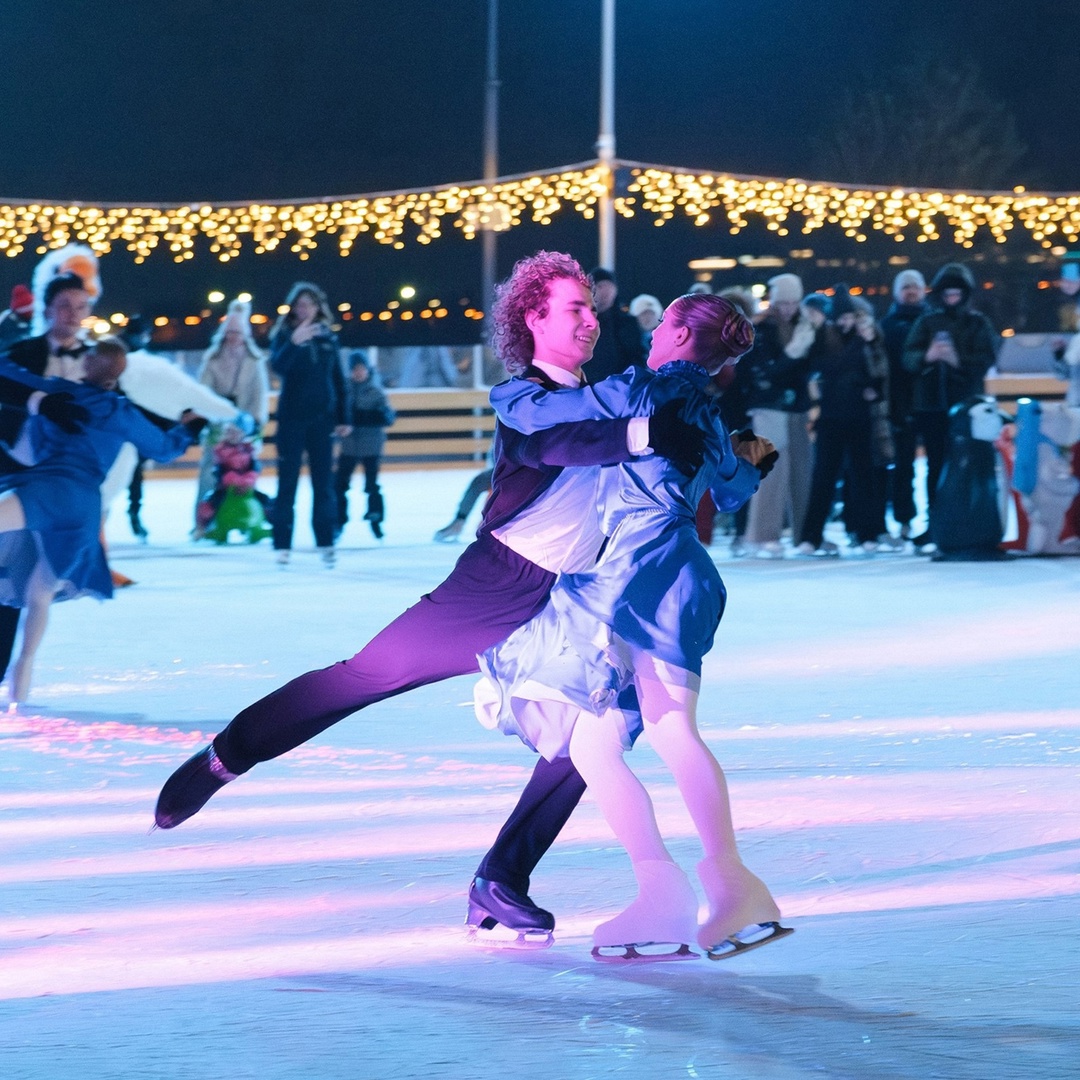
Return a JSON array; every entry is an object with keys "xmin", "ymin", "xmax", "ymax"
[
  {"xmin": 901, "ymin": 263, "xmax": 998, "ymax": 549},
  {"xmin": 269, "ymin": 282, "xmax": 350, "ymax": 566}
]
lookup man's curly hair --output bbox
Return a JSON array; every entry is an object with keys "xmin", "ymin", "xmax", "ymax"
[{"xmin": 490, "ymin": 251, "xmax": 591, "ymax": 374}]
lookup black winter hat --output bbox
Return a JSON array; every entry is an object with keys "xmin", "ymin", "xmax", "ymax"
[{"xmin": 829, "ymin": 285, "xmax": 856, "ymax": 320}]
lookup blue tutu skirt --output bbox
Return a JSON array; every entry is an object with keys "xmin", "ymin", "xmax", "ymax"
[
  {"xmin": 0, "ymin": 473, "xmax": 112, "ymax": 605},
  {"xmin": 476, "ymin": 511, "xmax": 726, "ymax": 760}
]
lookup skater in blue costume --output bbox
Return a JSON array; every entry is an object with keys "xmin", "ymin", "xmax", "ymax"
[
  {"xmin": 477, "ymin": 292, "xmax": 792, "ymax": 960},
  {"xmin": 0, "ymin": 339, "xmax": 204, "ymax": 703}
]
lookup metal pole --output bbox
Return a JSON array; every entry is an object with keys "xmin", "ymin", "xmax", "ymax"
[
  {"xmin": 481, "ymin": 0, "xmax": 500, "ymax": 350},
  {"xmin": 596, "ymin": 0, "xmax": 616, "ymax": 270}
]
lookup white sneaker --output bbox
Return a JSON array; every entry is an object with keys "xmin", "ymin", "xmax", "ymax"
[
  {"xmin": 796, "ymin": 541, "xmax": 839, "ymax": 558},
  {"xmin": 756, "ymin": 541, "xmax": 785, "ymax": 559},
  {"xmin": 319, "ymin": 546, "xmax": 336, "ymax": 568},
  {"xmin": 876, "ymin": 533, "xmax": 904, "ymax": 552},
  {"xmin": 852, "ymin": 541, "xmax": 877, "ymax": 556},
  {"xmin": 275, "ymin": 550, "xmax": 290, "ymax": 566}
]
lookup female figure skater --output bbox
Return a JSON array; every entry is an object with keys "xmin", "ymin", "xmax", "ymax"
[
  {"xmin": 477, "ymin": 292, "xmax": 790, "ymax": 960},
  {"xmin": 0, "ymin": 339, "xmax": 203, "ymax": 703},
  {"xmin": 269, "ymin": 282, "xmax": 350, "ymax": 566}
]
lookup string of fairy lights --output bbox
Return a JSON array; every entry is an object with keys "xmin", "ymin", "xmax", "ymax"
[{"xmin": 4, "ymin": 160, "xmax": 1080, "ymax": 266}]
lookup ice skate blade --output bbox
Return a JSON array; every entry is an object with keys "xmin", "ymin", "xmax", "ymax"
[
  {"xmin": 592, "ymin": 942, "xmax": 700, "ymax": 964},
  {"xmin": 467, "ymin": 925, "xmax": 554, "ymax": 951},
  {"xmin": 705, "ymin": 922, "xmax": 794, "ymax": 960}
]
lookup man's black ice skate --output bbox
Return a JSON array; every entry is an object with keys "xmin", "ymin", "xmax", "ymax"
[
  {"xmin": 128, "ymin": 507, "xmax": 148, "ymax": 543},
  {"xmin": 154, "ymin": 744, "xmax": 238, "ymax": 829},
  {"xmin": 465, "ymin": 877, "xmax": 554, "ymax": 949}
]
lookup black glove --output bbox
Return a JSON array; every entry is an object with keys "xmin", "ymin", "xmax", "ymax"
[
  {"xmin": 756, "ymin": 449, "xmax": 779, "ymax": 478},
  {"xmin": 182, "ymin": 415, "xmax": 209, "ymax": 440},
  {"xmin": 648, "ymin": 398, "xmax": 706, "ymax": 475},
  {"xmin": 733, "ymin": 429, "xmax": 779, "ymax": 479},
  {"xmin": 39, "ymin": 392, "xmax": 90, "ymax": 435}
]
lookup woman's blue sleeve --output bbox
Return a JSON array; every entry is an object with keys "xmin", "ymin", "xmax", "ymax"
[{"xmin": 710, "ymin": 457, "xmax": 761, "ymax": 513}]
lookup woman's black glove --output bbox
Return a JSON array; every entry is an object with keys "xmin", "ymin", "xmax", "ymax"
[
  {"xmin": 648, "ymin": 398, "xmax": 706, "ymax": 475},
  {"xmin": 39, "ymin": 392, "xmax": 90, "ymax": 434}
]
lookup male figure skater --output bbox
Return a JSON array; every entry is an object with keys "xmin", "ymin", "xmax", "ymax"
[{"xmin": 156, "ymin": 251, "xmax": 705, "ymax": 942}]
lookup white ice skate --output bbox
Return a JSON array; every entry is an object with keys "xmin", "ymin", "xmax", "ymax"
[
  {"xmin": 696, "ymin": 855, "xmax": 793, "ymax": 960},
  {"xmin": 591, "ymin": 860, "xmax": 701, "ymax": 963}
]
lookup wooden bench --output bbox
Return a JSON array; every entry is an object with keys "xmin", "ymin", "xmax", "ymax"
[
  {"xmin": 157, "ymin": 387, "xmax": 494, "ymax": 476},
  {"xmin": 984, "ymin": 374, "xmax": 1069, "ymax": 414}
]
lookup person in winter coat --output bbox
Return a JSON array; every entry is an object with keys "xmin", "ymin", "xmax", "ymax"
[
  {"xmin": 586, "ymin": 268, "xmax": 647, "ymax": 381},
  {"xmin": 902, "ymin": 263, "xmax": 997, "ymax": 547},
  {"xmin": 878, "ymin": 269, "xmax": 929, "ymax": 540},
  {"xmin": 797, "ymin": 286, "xmax": 891, "ymax": 556},
  {"xmin": 737, "ymin": 273, "xmax": 815, "ymax": 556},
  {"xmin": 333, "ymin": 350, "xmax": 396, "ymax": 539},
  {"xmin": 194, "ymin": 299, "xmax": 270, "ymax": 526},
  {"xmin": 269, "ymin": 282, "xmax": 350, "ymax": 566}
]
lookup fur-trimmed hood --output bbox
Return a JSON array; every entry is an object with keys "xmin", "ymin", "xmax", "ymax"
[{"xmin": 929, "ymin": 262, "xmax": 976, "ymax": 310}]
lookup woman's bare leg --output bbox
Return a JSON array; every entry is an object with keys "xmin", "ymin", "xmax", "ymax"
[
  {"xmin": 568, "ymin": 710, "xmax": 698, "ymax": 948},
  {"xmin": 568, "ymin": 710, "xmax": 670, "ymax": 864},
  {"xmin": 633, "ymin": 666, "xmax": 737, "ymax": 860},
  {"xmin": 10, "ymin": 561, "xmax": 54, "ymax": 705},
  {"xmin": 634, "ymin": 658, "xmax": 780, "ymax": 948},
  {"xmin": 0, "ymin": 493, "xmax": 27, "ymax": 534}
]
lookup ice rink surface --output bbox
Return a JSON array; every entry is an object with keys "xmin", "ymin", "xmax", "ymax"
[{"xmin": 2, "ymin": 471, "xmax": 1078, "ymax": 1080}]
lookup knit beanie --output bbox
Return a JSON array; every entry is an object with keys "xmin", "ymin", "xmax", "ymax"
[
  {"xmin": 892, "ymin": 268, "xmax": 926, "ymax": 301},
  {"xmin": 222, "ymin": 299, "xmax": 252, "ymax": 334},
  {"xmin": 767, "ymin": 273, "xmax": 803, "ymax": 304},
  {"xmin": 801, "ymin": 293, "xmax": 831, "ymax": 316},
  {"xmin": 829, "ymin": 285, "xmax": 856, "ymax": 320}
]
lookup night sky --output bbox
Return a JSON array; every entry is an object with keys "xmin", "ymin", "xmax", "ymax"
[{"xmin": 2, "ymin": 0, "xmax": 1077, "ymax": 336}]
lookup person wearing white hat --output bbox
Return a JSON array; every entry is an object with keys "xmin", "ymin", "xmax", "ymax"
[
  {"xmin": 878, "ymin": 270, "xmax": 928, "ymax": 541},
  {"xmin": 628, "ymin": 294, "xmax": 663, "ymax": 352},
  {"xmin": 736, "ymin": 273, "xmax": 814, "ymax": 557},
  {"xmin": 193, "ymin": 300, "xmax": 271, "ymax": 528}
]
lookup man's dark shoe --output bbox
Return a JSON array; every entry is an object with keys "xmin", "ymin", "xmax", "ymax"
[
  {"xmin": 154, "ymin": 744, "xmax": 238, "ymax": 829},
  {"xmin": 466, "ymin": 877, "xmax": 555, "ymax": 932}
]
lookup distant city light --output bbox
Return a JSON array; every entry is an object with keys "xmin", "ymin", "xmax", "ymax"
[
  {"xmin": 400, "ymin": 286, "xmax": 416, "ymax": 300},
  {"xmin": 236, "ymin": 292, "xmax": 253, "ymax": 303},
  {"xmin": 208, "ymin": 290, "xmax": 225, "ymax": 303}
]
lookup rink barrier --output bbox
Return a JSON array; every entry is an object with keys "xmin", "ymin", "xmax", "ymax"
[
  {"xmin": 984, "ymin": 374, "xmax": 1068, "ymax": 413},
  {"xmin": 157, "ymin": 388, "xmax": 494, "ymax": 476}
]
